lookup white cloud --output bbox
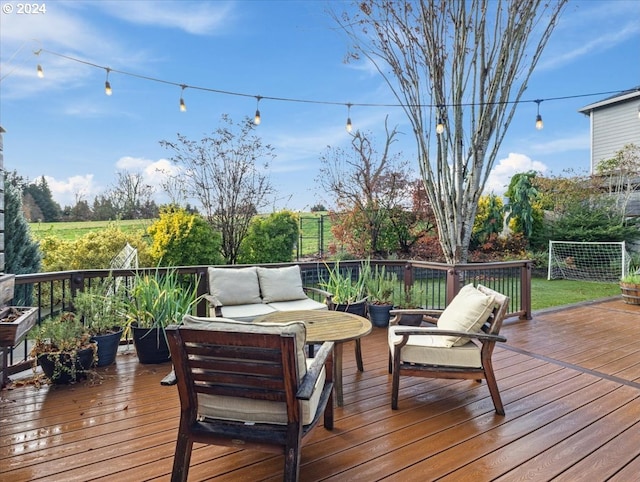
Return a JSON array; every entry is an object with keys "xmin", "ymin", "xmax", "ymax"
[
  {"xmin": 485, "ymin": 153, "xmax": 548, "ymax": 196},
  {"xmin": 45, "ymin": 174, "xmax": 100, "ymax": 207},
  {"xmin": 115, "ymin": 155, "xmax": 182, "ymax": 194},
  {"xmin": 94, "ymin": 0, "xmax": 236, "ymax": 35}
]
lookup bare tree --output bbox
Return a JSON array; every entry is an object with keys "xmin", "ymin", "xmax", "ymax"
[
  {"xmin": 335, "ymin": 0, "xmax": 566, "ymax": 263},
  {"xmin": 107, "ymin": 171, "xmax": 155, "ymax": 219},
  {"xmin": 317, "ymin": 120, "xmax": 412, "ymax": 256},
  {"xmin": 595, "ymin": 143, "xmax": 640, "ymax": 218},
  {"xmin": 160, "ymin": 115, "xmax": 275, "ymax": 264}
]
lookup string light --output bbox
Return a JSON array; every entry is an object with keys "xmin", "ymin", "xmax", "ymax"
[
  {"xmin": 254, "ymin": 96, "xmax": 262, "ymax": 125},
  {"xmin": 34, "ymin": 49, "xmax": 44, "ymax": 78},
  {"xmin": 535, "ymin": 99, "xmax": 543, "ymax": 130},
  {"xmin": 346, "ymin": 103, "xmax": 353, "ymax": 133},
  {"xmin": 179, "ymin": 85, "xmax": 187, "ymax": 112},
  {"xmin": 31, "ymin": 48, "xmax": 636, "ymax": 133},
  {"xmin": 435, "ymin": 105, "xmax": 445, "ymax": 134},
  {"xmin": 104, "ymin": 68, "xmax": 112, "ymax": 96}
]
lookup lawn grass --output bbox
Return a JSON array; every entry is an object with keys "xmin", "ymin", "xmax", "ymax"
[
  {"xmin": 530, "ymin": 278, "xmax": 620, "ymax": 311},
  {"xmin": 27, "ymin": 218, "xmax": 622, "ymax": 311},
  {"xmin": 29, "ymin": 219, "xmax": 152, "ymax": 241}
]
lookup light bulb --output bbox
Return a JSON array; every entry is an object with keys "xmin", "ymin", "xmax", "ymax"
[
  {"xmin": 436, "ymin": 120, "xmax": 444, "ymax": 134},
  {"xmin": 535, "ymin": 114, "xmax": 543, "ymax": 130},
  {"xmin": 36, "ymin": 64, "xmax": 44, "ymax": 78},
  {"xmin": 346, "ymin": 117, "xmax": 352, "ymax": 133},
  {"xmin": 180, "ymin": 97, "xmax": 186, "ymax": 112},
  {"xmin": 254, "ymin": 109, "xmax": 261, "ymax": 125},
  {"xmin": 105, "ymin": 80, "xmax": 112, "ymax": 96}
]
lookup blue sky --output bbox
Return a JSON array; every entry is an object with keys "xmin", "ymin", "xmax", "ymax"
[{"xmin": 1, "ymin": 0, "xmax": 639, "ymax": 212}]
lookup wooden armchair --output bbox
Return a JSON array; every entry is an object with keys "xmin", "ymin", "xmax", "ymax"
[
  {"xmin": 166, "ymin": 316, "xmax": 334, "ymax": 482},
  {"xmin": 388, "ymin": 284, "xmax": 509, "ymax": 415}
]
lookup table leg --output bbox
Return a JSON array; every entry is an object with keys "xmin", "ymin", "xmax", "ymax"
[{"xmin": 334, "ymin": 341, "xmax": 344, "ymax": 407}]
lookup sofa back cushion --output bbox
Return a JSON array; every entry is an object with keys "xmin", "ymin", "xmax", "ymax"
[
  {"xmin": 437, "ymin": 283, "xmax": 496, "ymax": 347},
  {"xmin": 257, "ymin": 265, "xmax": 307, "ymax": 303},
  {"xmin": 208, "ymin": 266, "xmax": 262, "ymax": 306}
]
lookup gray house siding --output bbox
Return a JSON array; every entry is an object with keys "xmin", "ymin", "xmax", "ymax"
[
  {"xmin": 579, "ymin": 88, "xmax": 640, "ymax": 174},
  {"xmin": 591, "ymin": 101, "xmax": 640, "ymax": 172}
]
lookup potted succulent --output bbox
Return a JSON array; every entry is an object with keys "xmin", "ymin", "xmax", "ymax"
[
  {"xmin": 30, "ymin": 312, "xmax": 97, "ymax": 384},
  {"xmin": 73, "ymin": 277, "xmax": 126, "ymax": 367},
  {"xmin": 320, "ymin": 260, "xmax": 369, "ymax": 317},
  {"xmin": 365, "ymin": 266, "xmax": 397, "ymax": 327},
  {"xmin": 124, "ymin": 268, "xmax": 200, "ymax": 364},
  {"xmin": 620, "ymin": 269, "xmax": 640, "ymax": 305}
]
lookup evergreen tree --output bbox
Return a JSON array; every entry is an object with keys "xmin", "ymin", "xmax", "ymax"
[
  {"xmin": 4, "ymin": 179, "xmax": 42, "ymax": 305},
  {"xmin": 24, "ymin": 176, "xmax": 61, "ymax": 222}
]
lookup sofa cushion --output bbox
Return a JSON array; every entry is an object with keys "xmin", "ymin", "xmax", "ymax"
[
  {"xmin": 257, "ymin": 265, "xmax": 307, "ymax": 303},
  {"xmin": 268, "ymin": 298, "xmax": 328, "ymax": 312},
  {"xmin": 437, "ymin": 284, "xmax": 496, "ymax": 347},
  {"xmin": 218, "ymin": 303, "xmax": 277, "ymax": 322},
  {"xmin": 208, "ymin": 266, "xmax": 262, "ymax": 306}
]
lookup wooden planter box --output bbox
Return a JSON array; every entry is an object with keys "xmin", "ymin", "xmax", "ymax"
[
  {"xmin": 0, "ymin": 306, "xmax": 38, "ymax": 346},
  {"xmin": 620, "ymin": 282, "xmax": 640, "ymax": 306},
  {"xmin": 0, "ymin": 274, "xmax": 38, "ymax": 346}
]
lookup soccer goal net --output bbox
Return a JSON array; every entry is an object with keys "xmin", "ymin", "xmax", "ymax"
[{"xmin": 548, "ymin": 241, "xmax": 631, "ymax": 282}]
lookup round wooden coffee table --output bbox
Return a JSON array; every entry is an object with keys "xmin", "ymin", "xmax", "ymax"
[{"xmin": 254, "ymin": 310, "xmax": 372, "ymax": 406}]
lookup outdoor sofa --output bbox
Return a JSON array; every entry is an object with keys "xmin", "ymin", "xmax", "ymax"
[{"xmin": 204, "ymin": 265, "xmax": 331, "ymax": 322}]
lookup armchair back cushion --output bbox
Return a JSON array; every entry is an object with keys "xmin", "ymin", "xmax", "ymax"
[
  {"xmin": 208, "ymin": 266, "xmax": 262, "ymax": 306},
  {"xmin": 437, "ymin": 284, "xmax": 496, "ymax": 347},
  {"xmin": 257, "ymin": 265, "xmax": 307, "ymax": 303}
]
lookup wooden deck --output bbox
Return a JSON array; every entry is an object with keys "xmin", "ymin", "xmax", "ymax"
[{"xmin": 2, "ymin": 298, "xmax": 640, "ymax": 481}]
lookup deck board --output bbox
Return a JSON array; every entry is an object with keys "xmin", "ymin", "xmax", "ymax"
[{"xmin": 1, "ymin": 297, "xmax": 639, "ymax": 481}]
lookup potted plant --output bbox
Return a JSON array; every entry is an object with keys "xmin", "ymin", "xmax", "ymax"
[
  {"xmin": 365, "ymin": 266, "xmax": 397, "ymax": 327},
  {"xmin": 124, "ymin": 268, "xmax": 200, "ymax": 364},
  {"xmin": 320, "ymin": 261, "xmax": 369, "ymax": 317},
  {"xmin": 620, "ymin": 270, "xmax": 640, "ymax": 305},
  {"xmin": 30, "ymin": 312, "xmax": 97, "ymax": 384},
  {"xmin": 391, "ymin": 283, "xmax": 426, "ymax": 326},
  {"xmin": 73, "ymin": 277, "xmax": 126, "ymax": 367}
]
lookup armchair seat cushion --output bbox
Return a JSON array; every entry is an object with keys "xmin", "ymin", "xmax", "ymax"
[
  {"xmin": 388, "ymin": 325, "xmax": 481, "ymax": 368},
  {"xmin": 198, "ymin": 358, "xmax": 326, "ymax": 426}
]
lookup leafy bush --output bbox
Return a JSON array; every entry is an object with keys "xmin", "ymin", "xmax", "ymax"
[
  {"xmin": 238, "ymin": 210, "xmax": 299, "ymax": 263},
  {"xmin": 147, "ymin": 206, "xmax": 223, "ymax": 266},
  {"xmin": 40, "ymin": 224, "xmax": 152, "ymax": 271}
]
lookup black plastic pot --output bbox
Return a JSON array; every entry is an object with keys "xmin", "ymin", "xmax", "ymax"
[
  {"xmin": 368, "ymin": 303, "xmax": 393, "ymax": 327},
  {"xmin": 131, "ymin": 325, "xmax": 171, "ymax": 364},
  {"xmin": 91, "ymin": 328, "xmax": 123, "ymax": 367},
  {"xmin": 38, "ymin": 346, "xmax": 96, "ymax": 384}
]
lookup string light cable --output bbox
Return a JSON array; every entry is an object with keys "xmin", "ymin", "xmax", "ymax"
[{"xmin": 24, "ymin": 47, "xmax": 639, "ymax": 127}]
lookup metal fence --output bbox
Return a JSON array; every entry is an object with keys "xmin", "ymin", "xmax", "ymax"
[{"xmin": 3, "ymin": 259, "xmax": 532, "ymax": 382}]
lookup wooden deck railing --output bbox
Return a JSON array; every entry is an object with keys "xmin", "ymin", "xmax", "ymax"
[{"xmin": 3, "ymin": 259, "xmax": 531, "ymax": 379}]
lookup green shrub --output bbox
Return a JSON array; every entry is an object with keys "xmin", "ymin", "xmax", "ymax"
[
  {"xmin": 238, "ymin": 210, "xmax": 299, "ymax": 264},
  {"xmin": 40, "ymin": 224, "xmax": 152, "ymax": 271},
  {"xmin": 147, "ymin": 206, "xmax": 223, "ymax": 266}
]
